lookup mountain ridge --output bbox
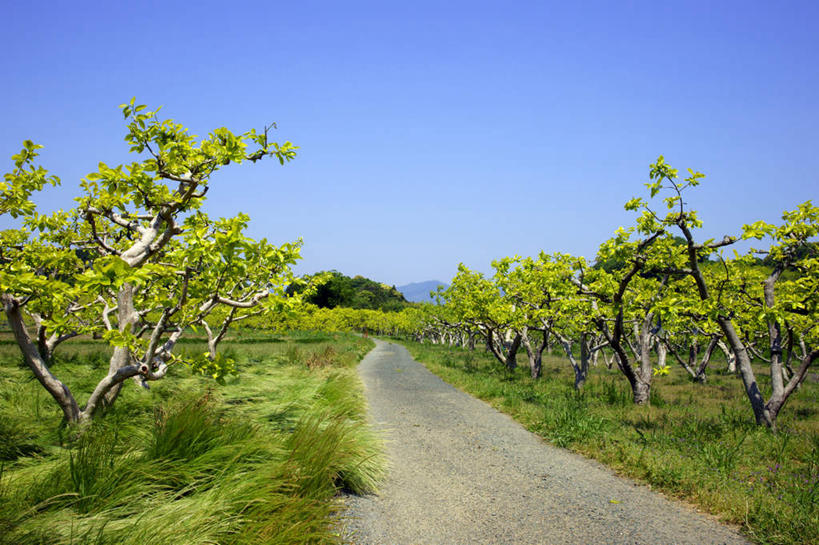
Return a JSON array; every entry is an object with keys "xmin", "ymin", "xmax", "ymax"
[{"xmin": 397, "ymin": 280, "xmax": 448, "ymax": 303}]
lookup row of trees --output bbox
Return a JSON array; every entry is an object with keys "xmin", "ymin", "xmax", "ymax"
[
  {"xmin": 3, "ymin": 101, "xmax": 814, "ymax": 435},
  {"xmin": 427, "ymin": 159, "xmax": 817, "ymax": 431},
  {"xmin": 255, "ymin": 303, "xmax": 425, "ymax": 336}
]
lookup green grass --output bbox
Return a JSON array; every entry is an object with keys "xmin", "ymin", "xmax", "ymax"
[
  {"xmin": 394, "ymin": 339, "xmax": 819, "ymax": 545},
  {"xmin": 0, "ymin": 331, "xmax": 382, "ymax": 545}
]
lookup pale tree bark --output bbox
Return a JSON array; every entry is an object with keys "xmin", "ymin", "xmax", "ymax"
[
  {"xmin": 655, "ymin": 338, "xmax": 667, "ymax": 369},
  {"xmin": 717, "ymin": 340, "xmax": 736, "ymax": 373},
  {"xmin": 590, "ymin": 301, "xmax": 658, "ymax": 404},
  {"xmin": 31, "ymin": 313, "xmax": 80, "ymax": 366},
  {"xmin": 675, "ymin": 217, "xmax": 818, "ymax": 428},
  {"xmin": 663, "ymin": 334, "xmax": 718, "ymax": 383},
  {"xmin": 104, "ymin": 283, "xmax": 140, "ymax": 406},
  {"xmin": 486, "ymin": 329, "xmax": 521, "ymax": 371},
  {"xmin": 521, "ymin": 327, "xmax": 549, "ymax": 379},
  {"xmin": 552, "ymin": 331, "xmax": 598, "ymax": 390},
  {"xmin": 676, "ymin": 221, "xmax": 772, "ymax": 426},
  {"xmin": 4, "ymin": 295, "xmax": 81, "ymax": 422},
  {"xmin": 3, "ymin": 293, "xmax": 169, "ymax": 424},
  {"xmin": 575, "ymin": 231, "xmax": 666, "ymax": 404},
  {"xmin": 579, "ymin": 333, "xmax": 608, "ymax": 388},
  {"xmin": 603, "ymin": 350, "xmax": 617, "ymax": 369},
  {"xmin": 756, "ymin": 266, "xmax": 817, "ymax": 430},
  {"xmin": 634, "ymin": 314, "xmax": 654, "ymax": 404}
]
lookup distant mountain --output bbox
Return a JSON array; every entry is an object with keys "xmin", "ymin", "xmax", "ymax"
[{"xmin": 397, "ymin": 281, "xmax": 448, "ymax": 303}]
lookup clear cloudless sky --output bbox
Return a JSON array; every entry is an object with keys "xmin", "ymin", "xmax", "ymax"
[{"xmin": 2, "ymin": 0, "xmax": 817, "ymax": 286}]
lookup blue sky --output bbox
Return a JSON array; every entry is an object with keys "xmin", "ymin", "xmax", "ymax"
[{"xmin": 2, "ymin": 0, "xmax": 817, "ymax": 286}]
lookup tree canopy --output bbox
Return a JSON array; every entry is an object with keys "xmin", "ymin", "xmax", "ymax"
[
  {"xmin": 0, "ymin": 100, "xmax": 302, "ymax": 423},
  {"xmin": 288, "ymin": 271, "xmax": 410, "ymax": 312}
]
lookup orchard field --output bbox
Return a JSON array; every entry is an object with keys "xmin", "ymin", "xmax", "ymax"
[
  {"xmin": 1, "ymin": 100, "xmax": 816, "ymax": 545},
  {"xmin": 366, "ymin": 159, "xmax": 819, "ymax": 544}
]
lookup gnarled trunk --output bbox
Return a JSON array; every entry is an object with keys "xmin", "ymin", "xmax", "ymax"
[
  {"xmin": 103, "ymin": 284, "xmax": 140, "ymax": 407},
  {"xmin": 485, "ymin": 329, "xmax": 522, "ymax": 371},
  {"xmin": 521, "ymin": 328, "xmax": 549, "ymax": 379},
  {"xmin": 4, "ymin": 296, "xmax": 81, "ymax": 422},
  {"xmin": 521, "ymin": 331, "xmax": 541, "ymax": 379},
  {"xmin": 717, "ymin": 317, "xmax": 772, "ymax": 427},
  {"xmin": 632, "ymin": 379, "xmax": 651, "ymax": 405},
  {"xmin": 576, "ymin": 333, "xmax": 591, "ymax": 390},
  {"xmin": 505, "ymin": 333, "xmax": 522, "ymax": 371},
  {"xmin": 632, "ymin": 316, "xmax": 654, "ymax": 404},
  {"xmin": 717, "ymin": 340, "xmax": 736, "ymax": 373},
  {"xmin": 3, "ymin": 294, "xmax": 145, "ymax": 424}
]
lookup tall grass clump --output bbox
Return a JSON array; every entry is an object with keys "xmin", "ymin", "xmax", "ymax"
[
  {"xmin": 0, "ymin": 331, "xmax": 381, "ymax": 545},
  {"xmin": 541, "ymin": 390, "xmax": 608, "ymax": 448},
  {"xmin": 147, "ymin": 392, "xmax": 256, "ymax": 462},
  {"xmin": 286, "ymin": 411, "xmax": 384, "ymax": 496}
]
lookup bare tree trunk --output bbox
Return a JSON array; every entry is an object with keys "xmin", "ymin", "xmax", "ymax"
[
  {"xmin": 4, "ymin": 296, "xmax": 81, "ymax": 423},
  {"xmin": 781, "ymin": 327, "xmax": 795, "ymax": 383},
  {"xmin": 627, "ymin": 322, "xmax": 642, "ymax": 361},
  {"xmin": 604, "ymin": 350, "xmax": 616, "ymax": 369},
  {"xmin": 505, "ymin": 333, "xmax": 522, "ymax": 371},
  {"xmin": 664, "ymin": 339, "xmax": 697, "ymax": 379},
  {"xmin": 4, "ymin": 292, "xmax": 161, "ymax": 424},
  {"xmin": 556, "ymin": 333, "xmax": 589, "ymax": 390},
  {"xmin": 718, "ymin": 317, "xmax": 772, "ymax": 427},
  {"xmin": 632, "ymin": 380, "xmax": 650, "ymax": 404},
  {"xmin": 656, "ymin": 339, "xmax": 667, "ymax": 369},
  {"xmin": 577, "ymin": 332, "xmax": 591, "ymax": 390},
  {"xmin": 718, "ymin": 340, "xmax": 736, "ymax": 373},
  {"xmin": 693, "ymin": 336, "xmax": 718, "ymax": 383},
  {"xmin": 633, "ymin": 316, "xmax": 654, "ymax": 404},
  {"xmin": 765, "ymin": 348, "xmax": 819, "ymax": 431},
  {"xmin": 485, "ymin": 329, "xmax": 521, "ymax": 371},
  {"xmin": 676, "ymin": 222, "xmax": 773, "ymax": 426},
  {"xmin": 521, "ymin": 329, "xmax": 541, "ymax": 379},
  {"xmin": 104, "ymin": 284, "xmax": 139, "ymax": 407}
]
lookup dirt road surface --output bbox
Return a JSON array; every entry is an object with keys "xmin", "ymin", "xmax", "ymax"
[{"xmin": 342, "ymin": 340, "xmax": 748, "ymax": 545}]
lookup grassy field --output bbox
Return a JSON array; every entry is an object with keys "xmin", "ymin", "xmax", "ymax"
[
  {"xmin": 395, "ymin": 339, "xmax": 819, "ymax": 545},
  {"xmin": 0, "ymin": 330, "xmax": 382, "ymax": 545}
]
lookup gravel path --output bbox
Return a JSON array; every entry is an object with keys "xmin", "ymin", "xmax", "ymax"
[{"xmin": 342, "ymin": 340, "xmax": 749, "ymax": 545}]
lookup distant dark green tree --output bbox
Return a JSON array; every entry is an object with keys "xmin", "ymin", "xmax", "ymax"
[{"xmin": 288, "ymin": 271, "xmax": 409, "ymax": 311}]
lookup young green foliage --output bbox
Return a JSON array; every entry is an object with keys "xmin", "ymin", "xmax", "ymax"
[
  {"xmin": 629, "ymin": 156, "xmax": 818, "ymax": 429},
  {"xmin": 0, "ymin": 101, "xmax": 302, "ymax": 423}
]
